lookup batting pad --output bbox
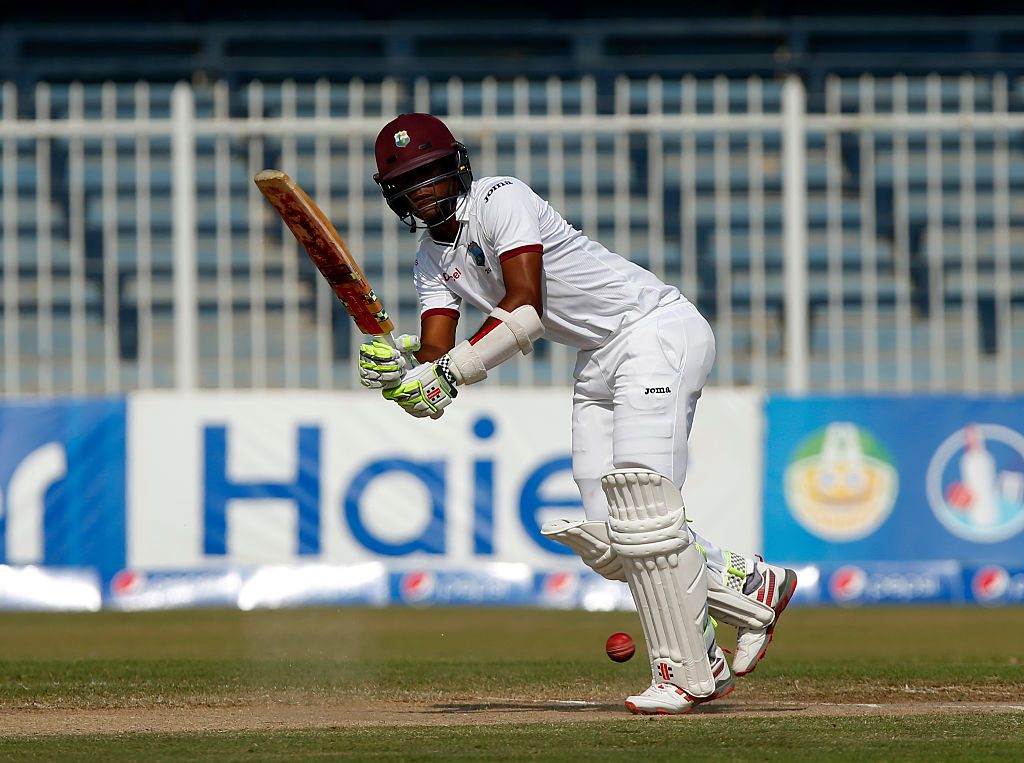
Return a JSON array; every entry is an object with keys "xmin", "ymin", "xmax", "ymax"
[
  {"xmin": 540, "ymin": 519, "xmax": 626, "ymax": 582},
  {"xmin": 602, "ymin": 469, "xmax": 716, "ymax": 698},
  {"xmin": 707, "ymin": 576, "xmax": 775, "ymax": 630}
]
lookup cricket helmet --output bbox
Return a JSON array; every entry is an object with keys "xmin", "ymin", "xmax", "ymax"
[{"xmin": 373, "ymin": 113, "xmax": 472, "ymax": 229}]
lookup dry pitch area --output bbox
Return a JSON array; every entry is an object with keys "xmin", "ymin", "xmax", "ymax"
[{"xmin": 1, "ymin": 696, "xmax": 1022, "ymax": 737}]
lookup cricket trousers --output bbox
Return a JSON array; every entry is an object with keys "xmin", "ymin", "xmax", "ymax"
[
  {"xmin": 570, "ymin": 297, "xmax": 716, "ymax": 519},
  {"xmin": 570, "ymin": 297, "xmax": 752, "ymax": 586}
]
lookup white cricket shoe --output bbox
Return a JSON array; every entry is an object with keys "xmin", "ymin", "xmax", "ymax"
[
  {"xmin": 731, "ymin": 558, "xmax": 798, "ymax": 676},
  {"xmin": 624, "ymin": 647, "xmax": 734, "ymax": 715}
]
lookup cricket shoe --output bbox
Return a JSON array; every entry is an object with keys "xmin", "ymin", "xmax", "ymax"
[
  {"xmin": 731, "ymin": 558, "xmax": 799, "ymax": 676},
  {"xmin": 624, "ymin": 646, "xmax": 734, "ymax": 715}
]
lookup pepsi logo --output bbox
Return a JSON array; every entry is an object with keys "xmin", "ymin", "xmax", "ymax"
[
  {"xmin": 829, "ymin": 565, "xmax": 867, "ymax": 602},
  {"xmin": 111, "ymin": 569, "xmax": 143, "ymax": 596},
  {"xmin": 972, "ymin": 566, "xmax": 1009, "ymax": 602},
  {"xmin": 399, "ymin": 570, "xmax": 436, "ymax": 603},
  {"xmin": 542, "ymin": 571, "xmax": 577, "ymax": 598}
]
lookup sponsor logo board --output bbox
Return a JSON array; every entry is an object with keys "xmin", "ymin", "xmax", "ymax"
[
  {"xmin": 766, "ymin": 397, "xmax": 1024, "ymax": 564},
  {"xmin": 820, "ymin": 561, "xmax": 961, "ymax": 606},
  {"xmin": 784, "ymin": 423, "xmax": 899, "ymax": 542},
  {"xmin": 392, "ymin": 565, "xmax": 533, "ymax": 606},
  {"xmin": 925, "ymin": 423, "xmax": 1024, "ymax": 544},
  {"xmin": 966, "ymin": 564, "xmax": 1024, "ymax": 605},
  {"xmin": 129, "ymin": 389, "xmax": 761, "ymax": 572}
]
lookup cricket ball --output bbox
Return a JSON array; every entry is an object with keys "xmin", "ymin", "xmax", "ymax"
[{"xmin": 605, "ymin": 632, "xmax": 635, "ymax": 662}]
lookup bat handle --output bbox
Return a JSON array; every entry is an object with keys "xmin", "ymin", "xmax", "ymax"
[
  {"xmin": 380, "ymin": 332, "xmax": 444, "ymax": 421},
  {"xmin": 382, "ymin": 331, "xmax": 416, "ymax": 365}
]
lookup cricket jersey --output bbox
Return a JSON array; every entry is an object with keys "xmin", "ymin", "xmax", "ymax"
[{"xmin": 412, "ymin": 176, "xmax": 683, "ymax": 349}]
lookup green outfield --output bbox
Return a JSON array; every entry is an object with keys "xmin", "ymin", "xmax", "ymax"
[{"xmin": 0, "ymin": 606, "xmax": 1020, "ymax": 761}]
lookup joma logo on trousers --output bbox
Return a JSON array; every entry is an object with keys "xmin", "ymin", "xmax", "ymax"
[{"xmin": 645, "ymin": 386, "xmax": 672, "ymax": 394}]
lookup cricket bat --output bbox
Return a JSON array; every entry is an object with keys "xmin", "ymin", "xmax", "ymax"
[{"xmin": 254, "ymin": 169, "xmax": 399, "ymax": 347}]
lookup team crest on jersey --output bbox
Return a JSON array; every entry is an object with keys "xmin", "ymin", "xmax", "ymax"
[
  {"xmin": 468, "ymin": 241, "xmax": 485, "ymax": 266},
  {"xmin": 394, "ymin": 130, "xmax": 410, "ymax": 147}
]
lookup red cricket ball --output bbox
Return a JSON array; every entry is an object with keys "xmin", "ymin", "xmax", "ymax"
[{"xmin": 605, "ymin": 632, "xmax": 635, "ymax": 662}]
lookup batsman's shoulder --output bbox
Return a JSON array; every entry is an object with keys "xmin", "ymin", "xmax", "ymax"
[
  {"xmin": 412, "ymin": 238, "xmax": 443, "ymax": 273},
  {"xmin": 475, "ymin": 177, "xmax": 540, "ymax": 225}
]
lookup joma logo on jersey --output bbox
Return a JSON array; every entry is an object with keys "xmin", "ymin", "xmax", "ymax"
[
  {"xmin": 645, "ymin": 386, "xmax": 672, "ymax": 395},
  {"xmin": 484, "ymin": 180, "xmax": 513, "ymax": 203}
]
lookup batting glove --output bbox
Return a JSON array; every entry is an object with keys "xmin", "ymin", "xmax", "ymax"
[
  {"xmin": 383, "ymin": 356, "xmax": 458, "ymax": 418},
  {"xmin": 358, "ymin": 334, "xmax": 420, "ymax": 389}
]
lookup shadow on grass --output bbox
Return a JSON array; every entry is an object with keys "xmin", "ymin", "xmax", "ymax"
[
  {"xmin": 429, "ymin": 701, "xmax": 625, "ymax": 714},
  {"xmin": 427, "ymin": 700, "xmax": 810, "ymax": 716}
]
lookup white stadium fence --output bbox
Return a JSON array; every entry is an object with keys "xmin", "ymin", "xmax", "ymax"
[{"xmin": 2, "ymin": 74, "xmax": 1024, "ymax": 395}]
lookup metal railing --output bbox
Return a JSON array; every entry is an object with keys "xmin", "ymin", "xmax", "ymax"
[{"xmin": 1, "ymin": 74, "xmax": 1024, "ymax": 395}]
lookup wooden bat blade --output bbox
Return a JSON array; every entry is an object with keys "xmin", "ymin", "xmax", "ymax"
[{"xmin": 254, "ymin": 169, "xmax": 395, "ymax": 337}]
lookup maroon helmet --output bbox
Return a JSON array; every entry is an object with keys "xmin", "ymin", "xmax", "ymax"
[{"xmin": 373, "ymin": 113, "xmax": 472, "ymax": 229}]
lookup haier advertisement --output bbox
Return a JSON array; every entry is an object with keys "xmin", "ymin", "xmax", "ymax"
[
  {"xmin": 0, "ymin": 388, "xmax": 762, "ymax": 609},
  {"xmin": 764, "ymin": 396, "xmax": 1024, "ymax": 565},
  {"xmin": 125, "ymin": 389, "xmax": 760, "ymax": 572}
]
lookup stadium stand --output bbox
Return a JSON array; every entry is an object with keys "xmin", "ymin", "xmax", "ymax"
[
  {"xmin": 3, "ymin": 17, "xmax": 1024, "ymax": 92},
  {"xmin": 2, "ymin": 15, "xmax": 1024, "ymax": 392}
]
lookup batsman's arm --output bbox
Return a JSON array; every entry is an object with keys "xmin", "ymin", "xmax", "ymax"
[
  {"xmin": 440, "ymin": 248, "xmax": 545, "ymax": 385},
  {"xmin": 415, "ymin": 249, "xmax": 542, "ymax": 364},
  {"xmin": 395, "ymin": 247, "xmax": 543, "ymax": 407},
  {"xmin": 470, "ymin": 248, "xmax": 545, "ymax": 340},
  {"xmin": 417, "ymin": 309, "xmax": 459, "ymax": 363},
  {"xmin": 494, "ymin": 248, "xmax": 544, "ymax": 318}
]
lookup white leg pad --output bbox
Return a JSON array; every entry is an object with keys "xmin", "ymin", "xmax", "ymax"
[
  {"xmin": 540, "ymin": 519, "xmax": 626, "ymax": 582},
  {"xmin": 707, "ymin": 576, "xmax": 775, "ymax": 630},
  {"xmin": 602, "ymin": 469, "xmax": 716, "ymax": 698}
]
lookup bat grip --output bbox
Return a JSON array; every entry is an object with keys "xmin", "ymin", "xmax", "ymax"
[
  {"xmin": 379, "ymin": 332, "xmax": 444, "ymax": 421},
  {"xmin": 382, "ymin": 331, "xmax": 416, "ymax": 366}
]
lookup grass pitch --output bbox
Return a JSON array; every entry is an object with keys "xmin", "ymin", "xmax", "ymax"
[{"xmin": 0, "ymin": 606, "xmax": 1020, "ymax": 760}]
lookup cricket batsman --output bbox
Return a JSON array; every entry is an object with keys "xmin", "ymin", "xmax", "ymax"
[{"xmin": 359, "ymin": 113, "xmax": 797, "ymax": 715}]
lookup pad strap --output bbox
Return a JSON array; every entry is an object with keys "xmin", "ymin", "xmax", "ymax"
[
  {"xmin": 540, "ymin": 519, "xmax": 626, "ymax": 582},
  {"xmin": 707, "ymin": 576, "xmax": 775, "ymax": 630}
]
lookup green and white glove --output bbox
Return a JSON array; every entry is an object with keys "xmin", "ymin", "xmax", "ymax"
[
  {"xmin": 383, "ymin": 356, "xmax": 459, "ymax": 418},
  {"xmin": 358, "ymin": 334, "xmax": 420, "ymax": 389}
]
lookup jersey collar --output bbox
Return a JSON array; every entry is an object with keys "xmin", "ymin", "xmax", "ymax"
[{"xmin": 454, "ymin": 189, "xmax": 473, "ymax": 224}]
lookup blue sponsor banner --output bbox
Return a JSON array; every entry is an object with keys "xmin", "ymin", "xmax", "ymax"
[
  {"xmin": 816, "ymin": 561, "xmax": 962, "ymax": 606},
  {"xmin": 962, "ymin": 564, "xmax": 1024, "ymax": 605},
  {"xmin": 107, "ymin": 564, "xmax": 389, "ymax": 610},
  {"xmin": 99, "ymin": 561, "xmax": 1024, "ymax": 609},
  {"xmin": 108, "ymin": 569, "xmax": 242, "ymax": 610},
  {"xmin": 0, "ymin": 399, "xmax": 126, "ymax": 587},
  {"xmin": 764, "ymin": 396, "xmax": 1024, "ymax": 564},
  {"xmin": 391, "ymin": 565, "xmax": 535, "ymax": 606},
  {"xmin": 533, "ymin": 569, "xmax": 636, "ymax": 611}
]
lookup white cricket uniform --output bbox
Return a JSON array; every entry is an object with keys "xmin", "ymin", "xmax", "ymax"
[{"xmin": 412, "ymin": 176, "xmax": 727, "ymax": 571}]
